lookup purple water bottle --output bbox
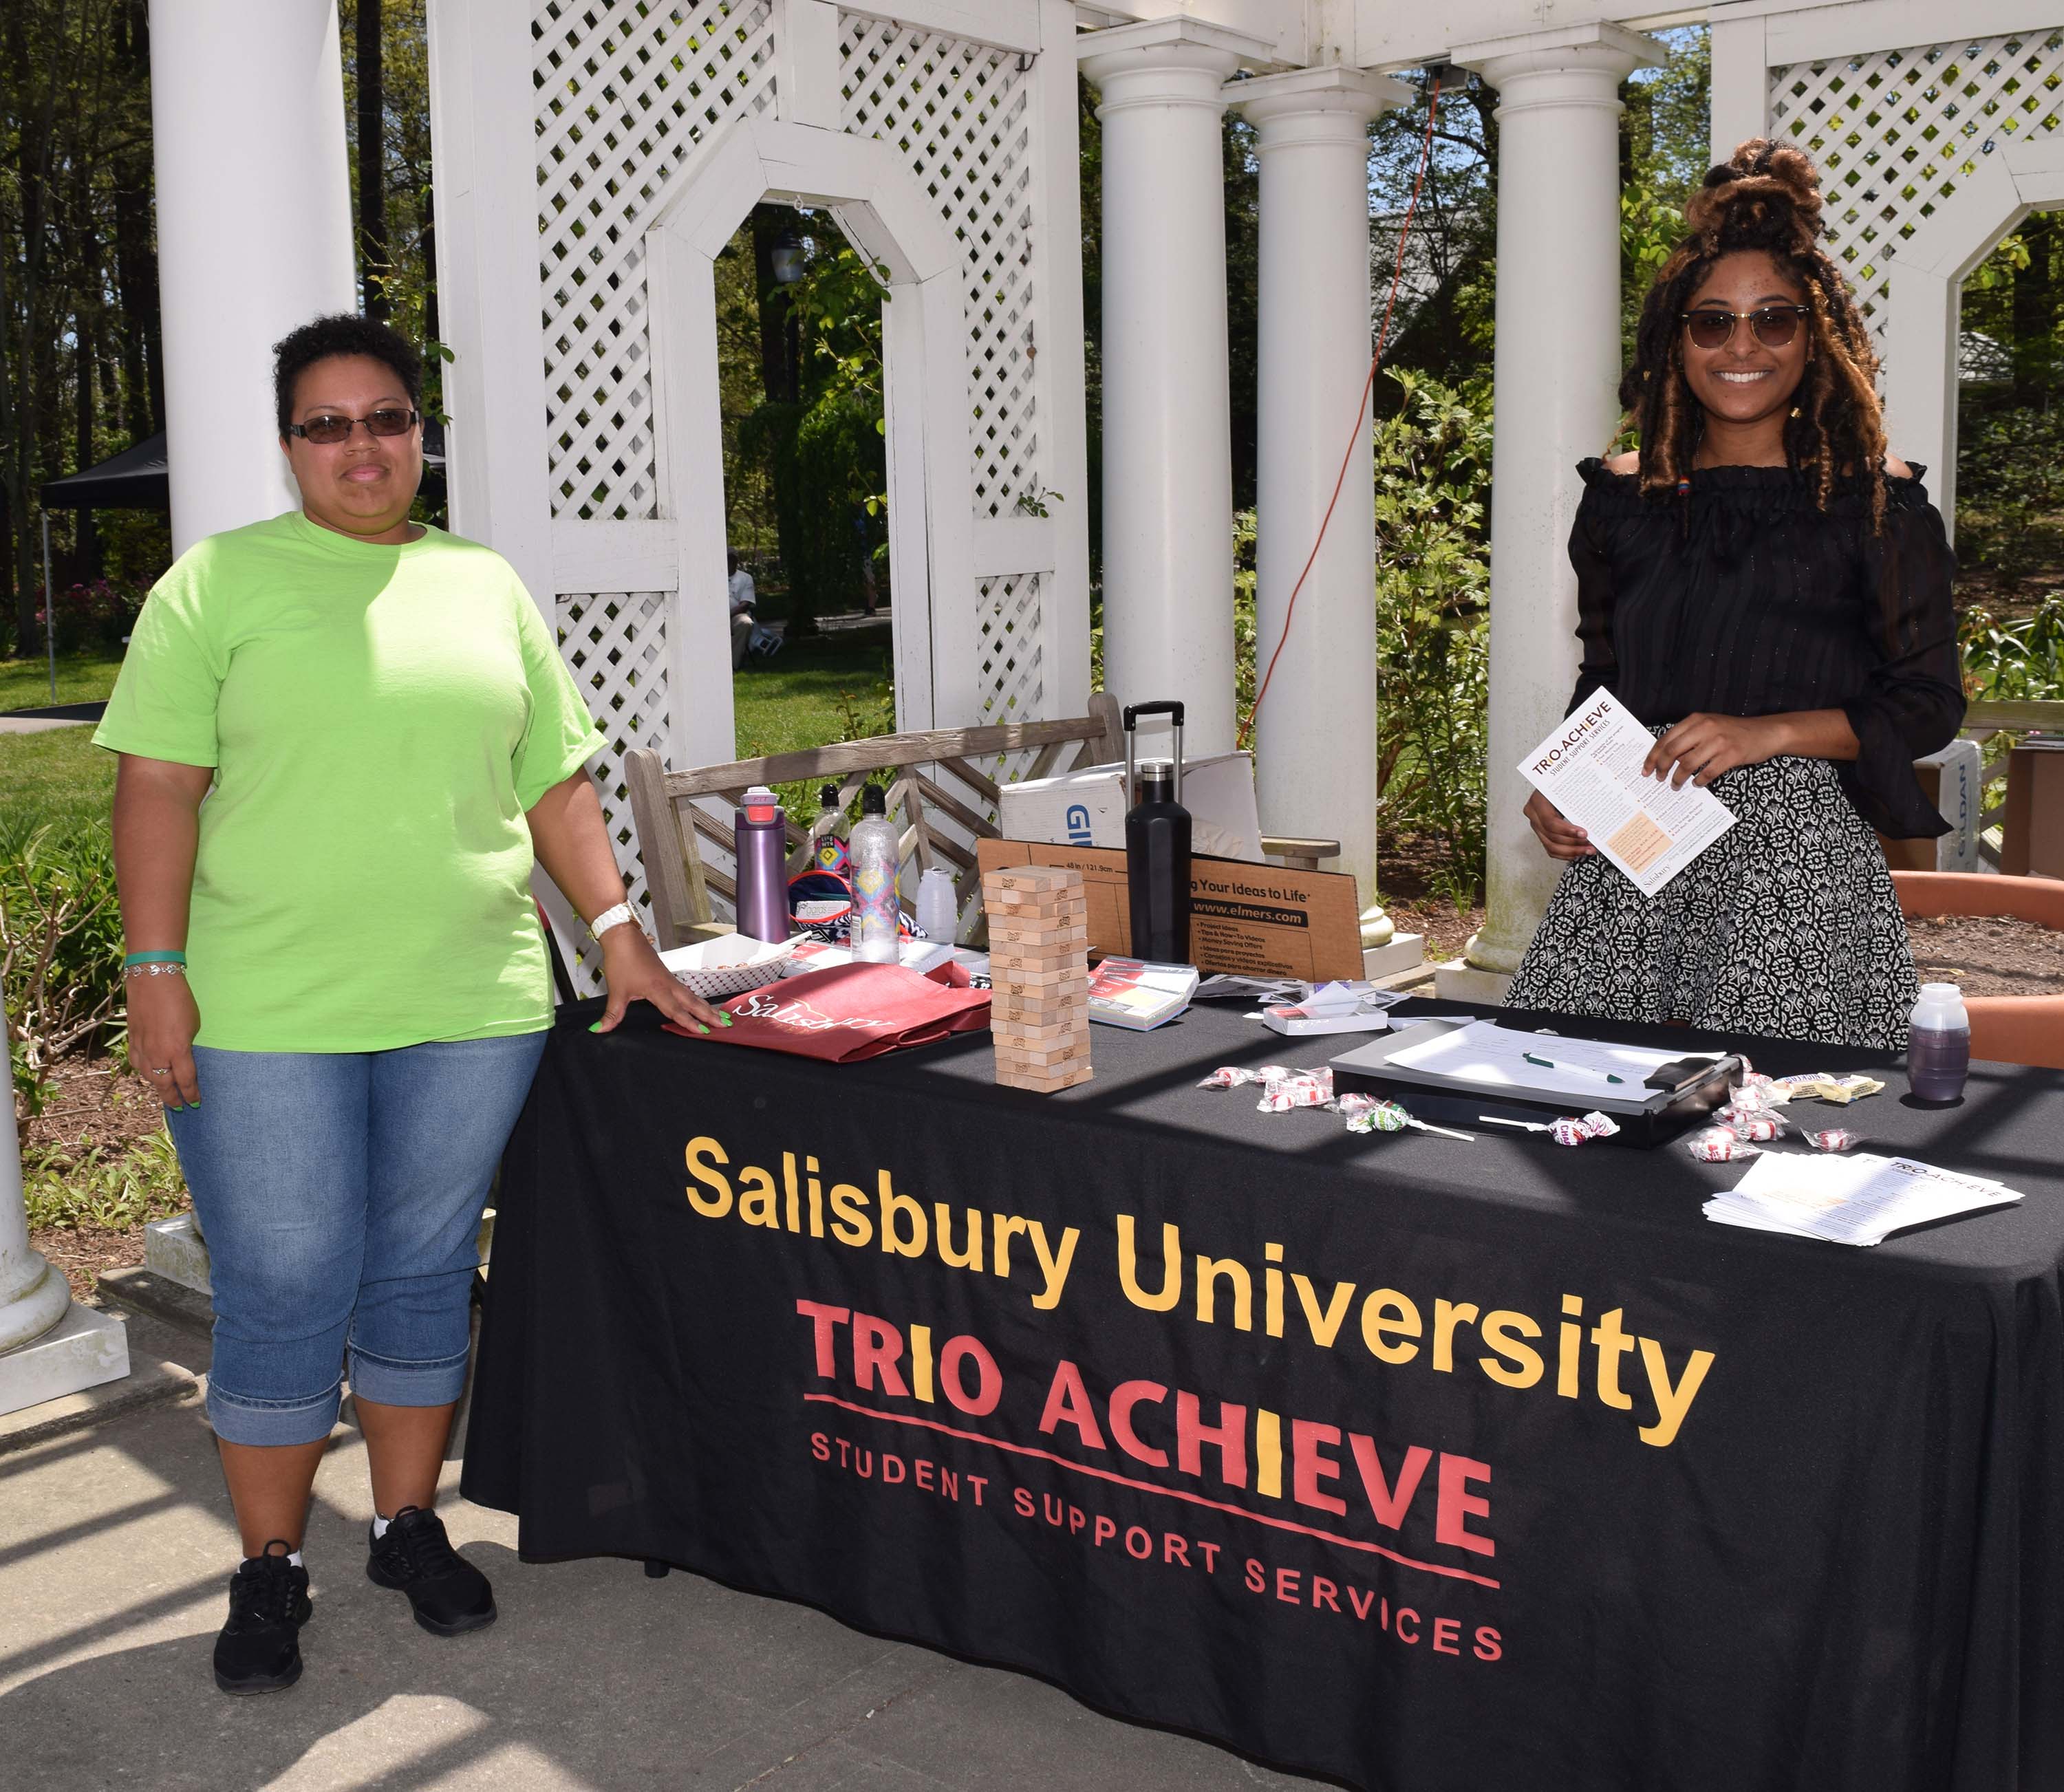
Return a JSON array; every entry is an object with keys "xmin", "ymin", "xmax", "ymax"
[
  {"xmin": 735, "ymin": 786, "xmax": 791, "ymax": 944},
  {"xmin": 1907, "ymin": 982, "xmax": 1971, "ymax": 1104}
]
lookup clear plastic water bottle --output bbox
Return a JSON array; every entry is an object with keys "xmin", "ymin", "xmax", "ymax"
[
  {"xmin": 916, "ymin": 867, "xmax": 958, "ymax": 944},
  {"xmin": 1907, "ymin": 982, "xmax": 1971, "ymax": 1104},
  {"xmin": 850, "ymin": 784, "xmax": 901, "ymax": 962}
]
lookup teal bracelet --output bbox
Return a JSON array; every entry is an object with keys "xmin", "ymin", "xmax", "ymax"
[{"xmin": 123, "ymin": 950, "xmax": 187, "ymax": 967}]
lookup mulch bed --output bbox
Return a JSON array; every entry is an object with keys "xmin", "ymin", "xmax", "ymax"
[
  {"xmin": 1908, "ymin": 913, "xmax": 2064, "ymax": 999},
  {"xmin": 21, "ymin": 1054, "xmax": 184, "ymax": 1302},
  {"xmin": 1378, "ymin": 833, "xmax": 1484, "ymax": 966}
]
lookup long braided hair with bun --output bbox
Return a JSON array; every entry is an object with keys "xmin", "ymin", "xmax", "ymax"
[{"xmin": 1622, "ymin": 138, "xmax": 1890, "ymax": 526}]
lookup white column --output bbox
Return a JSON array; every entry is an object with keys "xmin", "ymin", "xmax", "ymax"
[
  {"xmin": 1235, "ymin": 67, "xmax": 1408, "ymax": 922},
  {"xmin": 1077, "ymin": 19, "xmax": 1271, "ymax": 758},
  {"xmin": 1451, "ymin": 23, "xmax": 1661, "ymax": 980},
  {"xmin": 151, "ymin": 0, "xmax": 358, "ymax": 556},
  {"xmin": 0, "ymin": 1091, "xmax": 129, "ymax": 1416}
]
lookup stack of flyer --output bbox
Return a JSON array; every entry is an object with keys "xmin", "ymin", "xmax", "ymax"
[
  {"xmin": 1704, "ymin": 1151, "xmax": 2023, "ymax": 1246},
  {"xmin": 1260, "ymin": 982, "xmax": 1407, "ymax": 1037},
  {"xmin": 1087, "ymin": 958, "xmax": 1199, "ymax": 1030}
]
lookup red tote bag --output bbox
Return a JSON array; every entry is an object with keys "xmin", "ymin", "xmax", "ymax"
[{"xmin": 664, "ymin": 962, "xmax": 991, "ymax": 1064}]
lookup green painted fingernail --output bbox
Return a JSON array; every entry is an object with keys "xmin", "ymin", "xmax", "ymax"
[
  {"xmin": 716, "ymin": 1013, "xmax": 733, "ymax": 1027},
  {"xmin": 588, "ymin": 1022, "xmax": 604, "ymax": 1033},
  {"xmin": 695, "ymin": 1022, "xmax": 710, "ymax": 1035}
]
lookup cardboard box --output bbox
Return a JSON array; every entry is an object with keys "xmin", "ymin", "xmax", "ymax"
[
  {"xmin": 998, "ymin": 754, "xmax": 1264, "ymax": 863},
  {"xmin": 2002, "ymin": 740, "xmax": 2064, "ymax": 879},
  {"xmin": 1879, "ymin": 740, "xmax": 1985, "ymax": 873},
  {"xmin": 977, "ymin": 839, "xmax": 1364, "ymax": 981}
]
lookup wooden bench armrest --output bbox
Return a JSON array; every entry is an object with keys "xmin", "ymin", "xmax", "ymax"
[{"xmin": 1260, "ymin": 834, "xmax": 1341, "ymax": 871}]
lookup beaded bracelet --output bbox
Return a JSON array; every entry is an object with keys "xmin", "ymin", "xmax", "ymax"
[{"xmin": 123, "ymin": 961, "xmax": 187, "ymax": 980}]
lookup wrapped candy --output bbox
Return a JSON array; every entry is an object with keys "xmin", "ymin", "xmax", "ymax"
[
  {"xmin": 1805, "ymin": 1128, "xmax": 1862, "ymax": 1152},
  {"xmin": 1331, "ymin": 1092, "xmax": 1384, "ymax": 1121},
  {"xmin": 1549, "ymin": 1110, "xmax": 1623, "ymax": 1147},
  {"xmin": 1771, "ymin": 1072, "xmax": 1885, "ymax": 1105},
  {"xmin": 1257, "ymin": 1068, "xmax": 1333, "ymax": 1112},
  {"xmin": 1344, "ymin": 1100, "xmax": 1411, "ymax": 1135},
  {"xmin": 1686, "ymin": 1126, "xmax": 1761, "ymax": 1163},
  {"xmin": 1198, "ymin": 1064, "xmax": 1293, "ymax": 1090},
  {"xmin": 1717, "ymin": 1108, "xmax": 1786, "ymax": 1143}
]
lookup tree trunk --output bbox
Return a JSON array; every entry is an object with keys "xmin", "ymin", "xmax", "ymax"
[
  {"xmin": 2013, "ymin": 211, "xmax": 2057, "ymax": 408},
  {"xmin": 10, "ymin": 5, "xmax": 56, "ymax": 655},
  {"xmin": 74, "ymin": 305, "xmax": 99, "ymax": 583},
  {"xmin": 357, "ymin": 0, "xmax": 388, "ymax": 320},
  {"xmin": 751, "ymin": 207, "xmax": 812, "ymax": 631},
  {"xmin": 113, "ymin": 0, "xmax": 164, "ymax": 438}
]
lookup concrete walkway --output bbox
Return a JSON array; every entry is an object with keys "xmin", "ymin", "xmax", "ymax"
[{"xmin": 0, "ymin": 1296, "xmax": 1327, "ymax": 1791}]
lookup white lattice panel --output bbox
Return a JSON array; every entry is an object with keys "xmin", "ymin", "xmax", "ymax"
[
  {"xmin": 534, "ymin": 0, "xmax": 777, "ymax": 520},
  {"xmin": 1771, "ymin": 30, "xmax": 2064, "ymax": 360},
  {"xmin": 559, "ymin": 590, "xmax": 671, "ymax": 991},
  {"xmin": 840, "ymin": 14, "xmax": 1042, "ymax": 521},
  {"xmin": 977, "ymin": 571, "xmax": 1046, "ymax": 786}
]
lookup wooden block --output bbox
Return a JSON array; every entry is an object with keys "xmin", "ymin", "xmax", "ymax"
[
  {"xmin": 996, "ymin": 1035, "xmax": 1091, "ymax": 1069},
  {"xmin": 993, "ymin": 1000, "xmax": 1088, "ymax": 1028},
  {"xmin": 989, "ymin": 961, "xmax": 1088, "ymax": 989},
  {"xmin": 987, "ymin": 864, "xmax": 1080, "ymax": 895},
  {"xmin": 997, "ymin": 1061, "xmax": 1094, "ymax": 1094},
  {"xmin": 987, "ymin": 889, "xmax": 1087, "ymax": 916},
  {"xmin": 989, "ymin": 921, "xmax": 1090, "ymax": 948},
  {"xmin": 989, "ymin": 948, "xmax": 1087, "ymax": 973}
]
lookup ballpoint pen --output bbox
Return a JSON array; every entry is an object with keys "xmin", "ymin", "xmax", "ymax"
[{"xmin": 1521, "ymin": 1051, "xmax": 1624, "ymax": 1086}]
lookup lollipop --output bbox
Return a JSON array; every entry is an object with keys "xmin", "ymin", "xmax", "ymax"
[
  {"xmin": 1345, "ymin": 1100, "xmax": 1410, "ymax": 1135},
  {"xmin": 1549, "ymin": 1110, "xmax": 1622, "ymax": 1147}
]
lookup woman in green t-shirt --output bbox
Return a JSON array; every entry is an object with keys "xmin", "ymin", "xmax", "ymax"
[{"xmin": 96, "ymin": 314, "xmax": 725, "ymax": 1696}]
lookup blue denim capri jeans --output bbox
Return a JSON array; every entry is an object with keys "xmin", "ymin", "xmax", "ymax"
[{"xmin": 166, "ymin": 1033, "xmax": 548, "ymax": 1447}]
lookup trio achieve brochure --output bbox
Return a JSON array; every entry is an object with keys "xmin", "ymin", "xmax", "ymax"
[{"xmin": 1518, "ymin": 691, "xmax": 1735, "ymax": 896}]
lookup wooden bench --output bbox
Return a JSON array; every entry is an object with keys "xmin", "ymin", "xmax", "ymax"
[{"xmin": 623, "ymin": 693, "xmax": 1340, "ymax": 949}]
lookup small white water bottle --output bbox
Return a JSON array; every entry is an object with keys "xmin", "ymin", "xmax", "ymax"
[
  {"xmin": 916, "ymin": 867, "xmax": 958, "ymax": 944},
  {"xmin": 1907, "ymin": 982, "xmax": 1971, "ymax": 1104}
]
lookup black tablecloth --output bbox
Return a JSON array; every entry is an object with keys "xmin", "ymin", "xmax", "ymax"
[{"xmin": 463, "ymin": 997, "xmax": 2064, "ymax": 1792}]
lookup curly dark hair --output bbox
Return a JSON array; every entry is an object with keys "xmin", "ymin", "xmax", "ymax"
[
  {"xmin": 1622, "ymin": 138, "xmax": 1889, "ymax": 526},
  {"xmin": 272, "ymin": 313, "xmax": 424, "ymax": 436}
]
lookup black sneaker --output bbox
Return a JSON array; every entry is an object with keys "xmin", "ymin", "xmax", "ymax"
[
  {"xmin": 366, "ymin": 1505, "xmax": 497, "ymax": 1636},
  {"xmin": 214, "ymin": 1541, "xmax": 312, "ymax": 1695}
]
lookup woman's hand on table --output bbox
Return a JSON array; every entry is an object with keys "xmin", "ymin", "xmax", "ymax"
[
  {"xmin": 1642, "ymin": 713, "xmax": 1794, "ymax": 789},
  {"xmin": 1524, "ymin": 789, "xmax": 1595, "ymax": 860},
  {"xmin": 592, "ymin": 924, "xmax": 731, "ymax": 1035},
  {"xmin": 128, "ymin": 975, "xmax": 202, "ymax": 1111}
]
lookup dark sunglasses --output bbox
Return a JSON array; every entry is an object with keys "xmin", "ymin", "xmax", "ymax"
[
  {"xmin": 286, "ymin": 407, "xmax": 419, "ymax": 444},
  {"xmin": 1680, "ymin": 306, "xmax": 1810, "ymax": 351}
]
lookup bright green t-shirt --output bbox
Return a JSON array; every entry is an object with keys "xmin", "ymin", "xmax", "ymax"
[{"xmin": 94, "ymin": 510, "xmax": 607, "ymax": 1052}]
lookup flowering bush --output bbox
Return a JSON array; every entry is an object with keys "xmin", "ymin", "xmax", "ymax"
[{"xmin": 39, "ymin": 577, "xmax": 147, "ymax": 655}]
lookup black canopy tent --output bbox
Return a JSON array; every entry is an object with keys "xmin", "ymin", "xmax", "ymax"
[{"xmin": 38, "ymin": 424, "xmax": 447, "ymax": 512}]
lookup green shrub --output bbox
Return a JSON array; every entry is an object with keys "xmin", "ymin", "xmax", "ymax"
[
  {"xmin": 1956, "ymin": 406, "xmax": 2064, "ymax": 594},
  {"xmin": 1960, "ymin": 595, "xmax": 2064, "ymax": 704},
  {"xmin": 1372, "ymin": 371, "xmax": 1493, "ymax": 909},
  {"xmin": 23, "ymin": 1129, "xmax": 186, "ymax": 1231},
  {"xmin": 1, "ymin": 822, "xmax": 127, "ymax": 1122}
]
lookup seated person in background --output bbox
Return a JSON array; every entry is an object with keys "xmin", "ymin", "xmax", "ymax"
[{"xmin": 728, "ymin": 552, "xmax": 756, "ymax": 671}]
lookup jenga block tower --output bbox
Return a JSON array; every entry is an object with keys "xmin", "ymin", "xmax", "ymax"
[{"xmin": 982, "ymin": 865, "xmax": 1093, "ymax": 1093}]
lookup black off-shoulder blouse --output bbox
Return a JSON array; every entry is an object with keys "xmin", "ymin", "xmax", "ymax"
[{"xmin": 1566, "ymin": 459, "xmax": 1966, "ymax": 839}]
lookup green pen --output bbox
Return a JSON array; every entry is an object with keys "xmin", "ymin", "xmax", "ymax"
[{"xmin": 1522, "ymin": 1050, "xmax": 1624, "ymax": 1085}]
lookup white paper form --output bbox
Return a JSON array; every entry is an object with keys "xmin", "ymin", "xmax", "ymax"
[
  {"xmin": 1384, "ymin": 1019, "xmax": 1699, "ymax": 1104},
  {"xmin": 1518, "ymin": 691, "xmax": 1736, "ymax": 896},
  {"xmin": 1710, "ymin": 1152, "xmax": 2022, "ymax": 1246}
]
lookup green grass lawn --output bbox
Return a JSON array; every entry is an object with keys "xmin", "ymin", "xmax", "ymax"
[
  {"xmin": 0, "ymin": 725, "xmax": 115, "ymax": 842},
  {"xmin": 731, "ymin": 627, "xmax": 895, "ymax": 762},
  {"xmin": 0, "ymin": 649, "xmax": 127, "ymax": 713}
]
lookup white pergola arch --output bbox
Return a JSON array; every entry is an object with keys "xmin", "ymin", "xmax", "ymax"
[
  {"xmin": 642, "ymin": 117, "xmax": 976, "ymax": 755},
  {"xmin": 1885, "ymin": 136, "xmax": 2064, "ymax": 539}
]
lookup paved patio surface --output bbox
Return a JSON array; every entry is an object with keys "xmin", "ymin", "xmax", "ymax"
[{"xmin": 0, "ymin": 1299, "xmax": 1329, "ymax": 1791}]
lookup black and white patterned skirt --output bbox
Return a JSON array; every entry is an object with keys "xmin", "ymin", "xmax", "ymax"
[{"xmin": 1503, "ymin": 745, "xmax": 1920, "ymax": 1050}]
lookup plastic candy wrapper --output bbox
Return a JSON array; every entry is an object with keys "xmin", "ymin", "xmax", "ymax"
[
  {"xmin": 1257, "ymin": 1068, "xmax": 1334, "ymax": 1113},
  {"xmin": 1686, "ymin": 1127, "xmax": 1761, "ymax": 1163},
  {"xmin": 1344, "ymin": 1100, "xmax": 1411, "ymax": 1135},
  {"xmin": 1331, "ymin": 1092, "xmax": 1384, "ymax": 1121},
  {"xmin": 1771, "ymin": 1072, "xmax": 1884, "ymax": 1106},
  {"xmin": 1724, "ymin": 1079, "xmax": 1783, "ymax": 1115},
  {"xmin": 1805, "ymin": 1128, "xmax": 1862, "ymax": 1152},
  {"xmin": 1716, "ymin": 1106, "xmax": 1787, "ymax": 1143},
  {"xmin": 1549, "ymin": 1111, "xmax": 1622, "ymax": 1147},
  {"xmin": 1198, "ymin": 1064, "xmax": 1293, "ymax": 1090}
]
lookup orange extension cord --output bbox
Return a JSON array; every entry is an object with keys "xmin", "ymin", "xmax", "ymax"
[{"xmin": 1238, "ymin": 74, "xmax": 1447, "ymax": 751}]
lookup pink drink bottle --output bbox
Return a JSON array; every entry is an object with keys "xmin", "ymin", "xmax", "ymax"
[{"xmin": 734, "ymin": 786, "xmax": 791, "ymax": 943}]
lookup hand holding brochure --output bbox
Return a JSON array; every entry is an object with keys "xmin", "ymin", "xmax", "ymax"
[{"xmin": 1518, "ymin": 691, "xmax": 1735, "ymax": 896}]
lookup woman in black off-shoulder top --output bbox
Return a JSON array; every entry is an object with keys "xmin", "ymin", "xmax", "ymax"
[{"xmin": 1504, "ymin": 140, "xmax": 1963, "ymax": 1049}]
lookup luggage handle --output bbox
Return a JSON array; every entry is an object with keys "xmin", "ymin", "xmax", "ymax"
[{"xmin": 1122, "ymin": 700, "xmax": 1184, "ymax": 808}]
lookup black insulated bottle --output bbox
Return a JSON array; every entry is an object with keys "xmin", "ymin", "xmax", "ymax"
[{"xmin": 1122, "ymin": 700, "xmax": 1192, "ymax": 964}]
